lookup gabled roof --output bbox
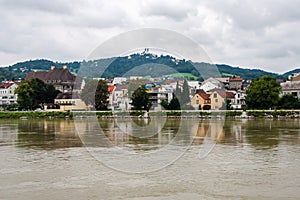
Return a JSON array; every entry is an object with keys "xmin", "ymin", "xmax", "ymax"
[
  {"xmin": 25, "ymin": 68, "xmax": 77, "ymax": 82},
  {"xmin": 229, "ymin": 77, "xmax": 243, "ymax": 82},
  {"xmin": 211, "ymin": 89, "xmax": 235, "ymax": 99},
  {"xmin": 0, "ymin": 83, "xmax": 14, "ymax": 89},
  {"xmin": 195, "ymin": 89, "xmax": 210, "ymax": 100},
  {"xmin": 115, "ymin": 84, "xmax": 128, "ymax": 91}
]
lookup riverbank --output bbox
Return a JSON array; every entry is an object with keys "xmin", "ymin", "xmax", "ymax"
[{"xmin": 1, "ymin": 110, "xmax": 300, "ymax": 119}]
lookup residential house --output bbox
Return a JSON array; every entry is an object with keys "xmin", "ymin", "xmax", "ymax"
[
  {"xmin": 25, "ymin": 66, "xmax": 84, "ymax": 93},
  {"xmin": 26, "ymin": 66, "xmax": 86, "ymax": 111},
  {"xmin": 0, "ymin": 81, "xmax": 19, "ymax": 106},
  {"xmin": 229, "ymin": 77, "xmax": 243, "ymax": 90},
  {"xmin": 200, "ymin": 78, "xmax": 224, "ymax": 92},
  {"xmin": 191, "ymin": 89, "xmax": 211, "ymax": 110},
  {"xmin": 209, "ymin": 89, "xmax": 235, "ymax": 110},
  {"xmin": 231, "ymin": 91, "xmax": 246, "ymax": 110},
  {"xmin": 107, "ymin": 85, "xmax": 116, "ymax": 110},
  {"xmin": 146, "ymin": 85, "xmax": 173, "ymax": 111},
  {"xmin": 45, "ymin": 92, "xmax": 87, "ymax": 111},
  {"xmin": 280, "ymin": 81, "xmax": 300, "ymax": 98},
  {"xmin": 112, "ymin": 84, "xmax": 130, "ymax": 111},
  {"xmin": 112, "ymin": 77, "xmax": 127, "ymax": 85},
  {"xmin": 289, "ymin": 73, "xmax": 300, "ymax": 81}
]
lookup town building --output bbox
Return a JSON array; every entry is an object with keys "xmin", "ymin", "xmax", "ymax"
[
  {"xmin": 200, "ymin": 78, "xmax": 224, "ymax": 92},
  {"xmin": 229, "ymin": 77, "xmax": 243, "ymax": 90},
  {"xmin": 280, "ymin": 81, "xmax": 300, "ymax": 98},
  {"xmin": 0, "ymin": 81, "xmax": 19, "ymax": 106},
  {"xmin": 191, "ymin": 89, "xmax": 211, "ymax": 110},
  {"xmin": 209, "ymin": 89, "xmax": 235, "ymax": 110},
  {"xmin": 25, "ymin": 66, "xmax": 84, "ymax": 93}
]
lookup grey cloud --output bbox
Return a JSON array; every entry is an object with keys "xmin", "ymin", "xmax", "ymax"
[
  {"xmin": 0, "ymin": 0, "xmax": 74, "ymax": 15},
  {"xmin": 0, "ymin": 0, "xmax": 299, "ymax": 73},
  {"xmin": 141, "ymin": 1, "xmax": 197, "ymax": 21}
]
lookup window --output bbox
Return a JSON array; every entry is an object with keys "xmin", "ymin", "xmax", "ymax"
[
  {"xmin": 196, "ymin": 100, "xmax": 199, "ymax": 104},
  {"xmin": 215, "ymin": 99, "xmax": 218, "ymax": 102},
  {"xmin": 214, "ymin": 93, "xmax": 217, "ymax": 98}
]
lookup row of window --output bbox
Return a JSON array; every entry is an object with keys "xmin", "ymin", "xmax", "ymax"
[
  {"xmin": 0, "ymin": 90, "xmax": 13, "ymax": 94},
  {"xmin": 0, "ymin": 96, "xmax": 16, "ymax": 99}
]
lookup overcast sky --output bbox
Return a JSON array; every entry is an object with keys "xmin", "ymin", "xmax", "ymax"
[{"xmin": 0, "ymin": 0, "xmax": 300, "ymax": 73}]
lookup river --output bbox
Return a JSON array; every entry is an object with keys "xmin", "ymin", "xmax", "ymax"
[{"xmin": 0, "ymin": 118, "xmax": 299, "ymax": 199}]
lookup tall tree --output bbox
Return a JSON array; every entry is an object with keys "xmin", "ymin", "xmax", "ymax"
[
  {"xmin": 95, "ymin": 80, "xmax": 110, "ymax": 110},
  {"xmin": 174, "ymin": 81, "xmax": 181, "ymax": 100},
  {"xmin": 181, "ymin": 79, "xmax": 190, "ymax": 105},
  {"xmin": 131, "ymin": 86, "xmax": 152, "ymax": 111},
  {"xmin": 15, "ymin": 78, "xmax": 60, "ymax": 110},
  {"xmin": 14, "ymin": 82, "xmax": 33, "ymax": 110},
  {"xmin": 80, "ymin": 79, "xmax": 99, "ymax": 107},
  {"xmin": 245, "ymin": 76, "xmax": 281, "ymax": 109}
]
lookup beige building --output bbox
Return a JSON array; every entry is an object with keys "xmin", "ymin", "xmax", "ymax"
[
  {"xmin": 210, "ymin": 89, "xmax": 235, "ymax": 110},
  {"xmin": 45, "ymin": 92, "xmax": 87, "ymax": 111},
  {"xmin": 191, "ymin": 89, "xmax": 211, "ymax": 110}
]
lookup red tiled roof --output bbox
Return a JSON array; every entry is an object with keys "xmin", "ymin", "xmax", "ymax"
[
  {"xmin": 195, "ymin": 89, "xmax": 210, "ymax": 100},
  {"xmin": 108, "ymin": 85, "xmax": 115, "ymax": 93},
  {"xmin": 211, "ymin": 89, "xmax": 235, "ymax": 99},
  {"xmin": 229, "ymin": 77, "xmax": 243, "ymax": 82},
  {"xmin": 115, "ymin": 84, "xmax": 128, "ymax": 91},
  {"xmin": 226, "ymin": 91, "xmax": 235, "ymax": 98},
  {"xmin": 25, "ymin": 68, "xmax": 78, "ymax": 82},
  {"xmin": 0, "ymin": 83, "xmax": 14, "ymax": 88}
]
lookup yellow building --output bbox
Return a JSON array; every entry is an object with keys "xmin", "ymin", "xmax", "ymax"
[{"xmin": 191, "ymin": 89, "xmax": 211, "ymax": 110}]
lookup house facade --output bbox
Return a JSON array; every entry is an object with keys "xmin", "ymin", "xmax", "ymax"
[
  {"xmin": 229, "ymin": 78, "xmax": 243, "ymax": 90},
  {"xmin": 191, "ymin": 89, "xmax": 211, "ymax": 110},
  {"xmin": 0, "ymin": 81, "xmax": 19, "ymax": 106},
  {"xmin": 209, "ymin": 89, "xmax": 235, "ymax": 110},
  {"xmin": 280, "ymin": 81, "xmax": 300, "ymax": 98},
  {"xmin": 25, "ymin": 66, "xmax": 84, "ymax": 93}
]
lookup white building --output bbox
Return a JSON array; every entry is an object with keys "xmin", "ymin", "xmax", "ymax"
[
  {"xmin": 0, "ymin": 81, "xmax": 19, "ymax": 106},
  {"xmin": 231, "ymin": 91, "xmax": 246, "ymax": 110},
  {"xmin": 200, "ymin": 78, "xmax": 224, "ymax": 92},
  {"xmin": 280, "ymin": 81, "xmax": 300, "ymax": 98},
  {"xmin": 112, "ymin": 77, "xmax": 127, "ymax": 85}
]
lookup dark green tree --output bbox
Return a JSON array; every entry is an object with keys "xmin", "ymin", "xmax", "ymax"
[
  {"xmin": 168, "ymin": 97, "xmax": 181, "ymax": 110},
  {"xmin": 181, "ymin": 79, "xmax": 190, "ymax": 106},
  {"xmin": 95, "ymin": 80, "xmax": 109, "ymax": 110},
  {"xmin": 278, "ymin": 94, "xmax": 300, "ymax": 109},
  {"xmin": 245, "ymin": 76, "xmax": 281, "ymax": 109},
  {"xmin": 80, "ymin": 79, "xmax": 99, "ymax": 107},
  {"xmin": 131, "ymin": 86, "xmax": 152, "ymax": 111},
  {"xmin": 15, "ymin": 78, "xmax": 60, "ymax": 110},
  {"xmin": 160, "ymin": 99, "xmax": 169, "ymax": 110},
  {"xmin": 15, "ymin": 82, "xmax": 33, "ymax": 110},
  {"xmin": 174, "ymin": 81, "xmax": 181, "ymax": 100}
]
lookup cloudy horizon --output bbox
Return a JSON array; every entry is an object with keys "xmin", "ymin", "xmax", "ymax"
[{"xmin": 1, "ymin": 0, "xmax": 300, "ymax": 73}]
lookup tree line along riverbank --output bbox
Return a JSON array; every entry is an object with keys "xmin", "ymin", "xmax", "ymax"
[{"xmin": 1, "ymin": 110, "xmax": 300, "ymax": 119}]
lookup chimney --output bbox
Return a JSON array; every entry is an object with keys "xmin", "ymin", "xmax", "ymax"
[
  {"xmin": 50, "ymin": 66, "xmax": 55, "ymax": 70},
  {"xmin": 63, "ymin": 65, "xmax": 67, "ymax": 69}
]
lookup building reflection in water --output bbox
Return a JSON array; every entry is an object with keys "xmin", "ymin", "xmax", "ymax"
[{"xmin": 16, "ymin": 119, "xmax": 83, "ymax": 149}]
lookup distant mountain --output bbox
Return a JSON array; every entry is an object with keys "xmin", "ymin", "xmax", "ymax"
[
  {"xmin": 0, "ymin": 53, "xmax": 295, "ymax": 82},
  {"xmin": 282, "ymin": 69, "xmax": 300, "ymax": 78}
]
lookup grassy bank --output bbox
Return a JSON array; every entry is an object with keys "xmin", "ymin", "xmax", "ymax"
[{"xmin": 1, "ymin": 110, "xmax": 300, "ymax": 119}]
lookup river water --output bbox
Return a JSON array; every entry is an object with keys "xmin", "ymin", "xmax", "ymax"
[{"xmin": 0, "ymin": 118, "xmax": 299, "ymax": 199}]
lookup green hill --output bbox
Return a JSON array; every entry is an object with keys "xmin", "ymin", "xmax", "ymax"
[{"xmin": 0, "ymin": 53, "xmax": 295, "ymax": 82}]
